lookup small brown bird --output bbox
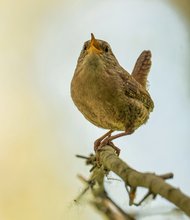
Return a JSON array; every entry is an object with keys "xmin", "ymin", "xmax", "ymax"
[{"xmin": 71, "ymin": 34, "xmax": 154, "ymax": 150}]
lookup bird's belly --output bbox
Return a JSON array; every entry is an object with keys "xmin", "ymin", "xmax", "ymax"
[
  {"xmin": 82, "ymin": 99, "xmax": 125, "ymax": 131},
  {"xmin": 73, "ymin": 90, "xmax": 149, "ymax": 131}
]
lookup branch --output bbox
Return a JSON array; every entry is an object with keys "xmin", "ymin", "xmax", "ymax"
[
  {"xmin": 97, "ymin": 145, "xmax": 190, "ymax": 217},
  {"xmin": 75, "ymin": 145, "xmax": 190, "ymax": 218}
]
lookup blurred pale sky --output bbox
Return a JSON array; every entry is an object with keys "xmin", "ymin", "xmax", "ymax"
[{"xmin": 0, "ymin": 0, "xmax": 190, "ymax": 220}]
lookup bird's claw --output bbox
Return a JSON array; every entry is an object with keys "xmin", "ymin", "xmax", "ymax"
[{"xmin": 94, "ymin": 137, "xmax": 120, "ymax": 156}]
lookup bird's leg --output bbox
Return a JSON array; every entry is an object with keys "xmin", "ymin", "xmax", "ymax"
[
  {"xmin": 94, "ymin": 130, "xmax": 113, "ymax": 151},
  {"xmin": 101, "ymin": 130, "xmax": 134, "ymax": 145}
]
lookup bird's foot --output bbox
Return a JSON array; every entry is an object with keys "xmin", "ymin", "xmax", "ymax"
[
  {"xmin": 94, "ymin": 138, "xmax": 120, "ymax": 156},
  {"xmin": 94, "ymin": 130, "xmax": 113, "ymax": 151},
  {"xmin": 101, "ymin": 139, "xmax": 120, "ymax": 155},
  {"xmin": 94, "ymin": 129, "xmax": 134, "ymax": 155}
]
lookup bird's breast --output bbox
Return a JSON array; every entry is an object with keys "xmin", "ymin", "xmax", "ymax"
[{"xmin": 71, "ymin": 65, "xmax": 126, "ymax": 130}]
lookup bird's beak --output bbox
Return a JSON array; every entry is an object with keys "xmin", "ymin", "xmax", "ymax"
[{"xmin": 88, "ymin": 33, "xmax": 101, "ymax": 54}]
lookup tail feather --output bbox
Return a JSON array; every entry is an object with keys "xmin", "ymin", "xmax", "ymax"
[{"xmin": 131, "ymin": 50, "xmax": 152, "ymax": 89}]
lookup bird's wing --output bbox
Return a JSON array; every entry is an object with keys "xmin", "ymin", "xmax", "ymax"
[
  {"xmin": 123, "ymin": 75, "xmax": 154, "ymax": 111},
  {"xmin": 131, "ymin": 50, "xmax": 152, "ymax": 89}
]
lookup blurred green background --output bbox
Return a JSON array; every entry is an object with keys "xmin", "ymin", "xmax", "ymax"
[{"xmin": 0, "ymin": 0, "xmax": 189, "ymax": 219}]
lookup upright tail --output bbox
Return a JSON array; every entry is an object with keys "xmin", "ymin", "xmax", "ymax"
[{"xmin": 131, "ymin": 50, "xmax": 152, "ymax": 89}]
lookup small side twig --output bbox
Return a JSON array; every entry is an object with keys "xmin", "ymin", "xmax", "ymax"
[{"xmin": 130, "ymin": 172, "xmax": 174, "ymax": 206}]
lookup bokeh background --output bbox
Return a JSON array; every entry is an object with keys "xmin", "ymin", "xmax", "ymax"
[{"xmin": 0, "ymin": 0, "xmax": 190, "ymax": 219}]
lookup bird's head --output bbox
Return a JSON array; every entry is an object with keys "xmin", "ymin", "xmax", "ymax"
[{"xmin": 77, "ymin": 33, "xmax": 119, "ymax": 68}]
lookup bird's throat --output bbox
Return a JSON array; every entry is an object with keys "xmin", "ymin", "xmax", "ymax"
[{"xmin": 83, "ymin": 53, "xmax": 103, "ymax": 74}]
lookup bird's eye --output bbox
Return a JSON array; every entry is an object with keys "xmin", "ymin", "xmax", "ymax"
[
  {"xmin": 104, "ymin": 46, "xmax": 109, "ymax": 52},
  {"xmin": 83, "ymin": 45, "xmax": 87, "ymax": 51}
]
